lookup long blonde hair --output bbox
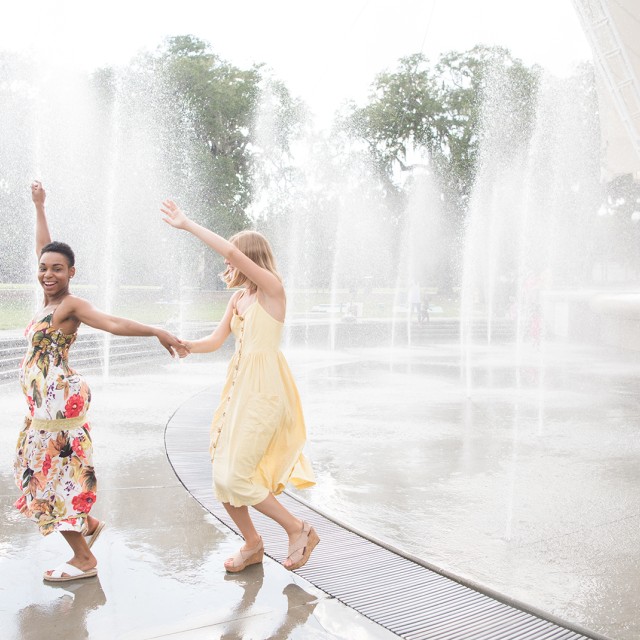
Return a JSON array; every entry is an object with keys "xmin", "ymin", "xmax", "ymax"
[{"xmin": 221, "ymin": 230, "xmax": 282, "ymax": 289}]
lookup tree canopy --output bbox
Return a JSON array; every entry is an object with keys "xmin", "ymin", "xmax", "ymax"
[{"xmin": 348, "ymin": 46, "xmax": 541, "ymax": 217}]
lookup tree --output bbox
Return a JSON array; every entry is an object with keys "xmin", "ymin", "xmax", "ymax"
[
  {"xmin": 348, "ymin": 46, "xmax": 540, "ymax": 221},
  {"xmin": 153, "ymin": 35, "xmax": 261, "ymax": 238},
  {"xmin": 345, "ymin": 46, "xmax": 541, "ymax": 291}
]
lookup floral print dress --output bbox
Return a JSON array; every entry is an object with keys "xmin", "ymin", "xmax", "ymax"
[{"xmin": 14, "ymin": 310, "xmax": 96, "ymax": 536}]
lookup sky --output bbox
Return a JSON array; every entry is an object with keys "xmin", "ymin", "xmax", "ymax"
[{"xmin": 1, "ymin": 0, "xmax": 592, "ymax": 125}]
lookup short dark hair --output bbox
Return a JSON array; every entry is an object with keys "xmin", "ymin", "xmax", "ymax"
[{"xmin": 40, "ymin": 241, "xmax": 75, "ymax": 267}]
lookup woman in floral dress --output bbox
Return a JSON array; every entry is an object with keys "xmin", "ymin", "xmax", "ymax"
[{"xmin": 14, "ymin": 181, "xmax": 186, "ymax": 583}]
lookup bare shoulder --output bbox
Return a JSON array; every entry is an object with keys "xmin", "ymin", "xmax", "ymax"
[
  {"xmin": 225, "ymin": 289, "xmax": 241, "ymax": 310},
  {"xmin": 56, "ymin": 294, "xmax": 91, "ymax": 318}
]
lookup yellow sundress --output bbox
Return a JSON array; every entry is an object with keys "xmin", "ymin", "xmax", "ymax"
[{"xmin": 210, "ymin": 300, "xmax": 315, "ymax": 507}]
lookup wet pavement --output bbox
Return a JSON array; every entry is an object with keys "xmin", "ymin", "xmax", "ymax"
[
  {"xmin": 0, "ymin": 359, "xmax": 398, "ymax": 640},
  {"xmin": 292, "ymin": 341, "xmax": 640, "ymax": 640},
  {"xmin": 1, "ymin": 339, "xmax": 638, "ymax": 639}
]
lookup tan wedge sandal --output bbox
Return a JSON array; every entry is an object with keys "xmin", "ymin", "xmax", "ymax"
[
  {"xmin": 284, "ymin": 521, "xmax": 320, "ymax": 571},
  {"xmin": 225, "ymin": 537, "xmax": 264, "ymax": 573}
]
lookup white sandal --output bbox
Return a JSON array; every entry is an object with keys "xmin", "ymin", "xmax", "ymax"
[{"xmin": 43, "ymin": 562, "xmax": 98, "ymax": 583}]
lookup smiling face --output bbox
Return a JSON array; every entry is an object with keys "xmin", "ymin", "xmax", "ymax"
[{"xmin": 38, "ymin": 251, "xmax": 75, "ymax": 298}]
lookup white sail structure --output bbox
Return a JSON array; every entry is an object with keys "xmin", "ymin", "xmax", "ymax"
[{"xmin": 573, "ymin": 0, "xmax": 640, "ymax": 178}]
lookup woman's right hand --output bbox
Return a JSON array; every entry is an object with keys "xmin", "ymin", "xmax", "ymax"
[
  {"xmin": 156, "ymin": 329, "xmax": 190, "ymax": 358},
  {"xmin": 31, "ymin": 181, "xmax": 46, "ymax": 207},
  {"xmin": 160, "ymin": 199, "xmax": 189, "ymax": 230}
]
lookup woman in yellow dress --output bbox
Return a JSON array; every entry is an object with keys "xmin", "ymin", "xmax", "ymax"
[{"xmin": 161, "ymin": 199, "xmax": 319, "ymax": 573}]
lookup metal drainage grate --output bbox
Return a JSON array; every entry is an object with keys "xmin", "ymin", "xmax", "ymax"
[{"xmin": 165, "ymin": 387, "xmax": 610, "ymax": 640}]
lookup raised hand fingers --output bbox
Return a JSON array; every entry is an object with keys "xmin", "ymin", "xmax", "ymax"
[{"xmin": 160, "ymin": 199, "xmax": 177, "ymax": 213}]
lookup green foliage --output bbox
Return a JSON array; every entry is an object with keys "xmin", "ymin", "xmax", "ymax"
[
  {"xmin": 349, "ymin": 46, "xmax": 541, "ymax": 215},
  {"xmin": 154, "ymin": 35, "xmax": 260, "ymax": 237}
]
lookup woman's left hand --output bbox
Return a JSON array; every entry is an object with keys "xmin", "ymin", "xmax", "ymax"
[
  {"xmin": 160, "ymin": 200, "xmax": 189, "ymax": 230},
  {"xmin": 157, "ymin": 330, "xmax": 190, "ymax": 358}
]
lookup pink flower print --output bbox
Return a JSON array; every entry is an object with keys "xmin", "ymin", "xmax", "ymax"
[{"xmin": 71, "ymin": 438, "xmax": 85, "ymax": 459}]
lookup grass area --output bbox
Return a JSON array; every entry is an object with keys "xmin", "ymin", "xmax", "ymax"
[{"xmin": 0, "ymin": 284, "xmax": 460, "ymax": 330}]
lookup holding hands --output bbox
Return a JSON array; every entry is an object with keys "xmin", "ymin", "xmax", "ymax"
[{"xmin": 157, "ymin": 330, "xmax": 190, "ymax": 359}]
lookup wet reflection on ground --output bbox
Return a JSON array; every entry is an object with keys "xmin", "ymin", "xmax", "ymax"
[
  {"xmin": 293, "ymin": 341, "xmax": 640, "ymax": 640},
  {"xmin": 17, "ymin": 578, "xmax": 107, "ymax": 640}
]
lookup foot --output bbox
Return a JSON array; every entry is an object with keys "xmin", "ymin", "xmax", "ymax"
[
  {"xmin": 44, "ymin": 558, "xmax": 97, "ymax": 582},
  {"xmin": 284, "ymin": 521, "xmax": 319, "ymax": 571},
  {"xmin": 224, "ymin": 537, "xmax": 264, "ymax": 573}
]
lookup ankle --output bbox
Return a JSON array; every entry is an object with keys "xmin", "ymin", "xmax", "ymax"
[
  {"xmin": 76, "ymin": 549, "xmax": 95, "ymax": 563},
  {"xmin": 286, "ymin": 519, "xmax": 304, "ymax": 539},
  {"xmin": 244, "ymin": 535, "xmax": 262, "ymax": 548}
]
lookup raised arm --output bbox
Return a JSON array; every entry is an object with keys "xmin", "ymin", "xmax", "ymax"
[
  {"xmin": 160, "ymin": 200, "xmax": 282, "ymax": 297},
  {"xmin": 183, "ymin": 292, "xmax": 238, "ymax": 354},
  {"xmin": 32, "ymin": 181, "xmax": 51, "ymax": 257}
]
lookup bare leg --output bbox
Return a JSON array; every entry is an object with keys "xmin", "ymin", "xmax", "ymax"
[
  {"xmin": 222, "ymin": 503, "xmax": 261, "ymax": 546},
  {"xmin": 252, "ymin": 494, "xmax": 306, "ymax": 569},
  {"xmin": 222, "ymin": 495, "xmax": 315, "ymax": 571},
  {"xmin": 45, "ymin": 531, "xmax": 96, "ymax": 578},
  {"xmin": 84, "ymin": 515, "xmax": 100, "ymax": 535},
  {"xmin": 252, "ymin": 494, "xmax": 302, "ymax": 540}
]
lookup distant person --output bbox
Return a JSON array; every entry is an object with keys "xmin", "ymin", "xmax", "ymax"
[
  {"xmin": 422, "ymin": 289, "xmax": 430, "ymax": 323},
  {"xmin": 14, "ymin": 182, "xmax": 186, "ymax": 583},
  {"xmin": 161, "ymin": 199, "xmax": 319, "ymax": 573},
  {"xmin": 408, "ymin": 279, "xmax": 423, "ymax": 323}
]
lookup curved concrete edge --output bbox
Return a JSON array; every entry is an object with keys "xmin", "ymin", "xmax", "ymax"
[{"xmin": 282, "ymin": 489, "xmax": 615, "ymax": 640}]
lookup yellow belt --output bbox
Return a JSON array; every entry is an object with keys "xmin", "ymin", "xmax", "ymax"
[{"xmin": 29, "ymin": 415, "xmax": 88, "ymax": 432}]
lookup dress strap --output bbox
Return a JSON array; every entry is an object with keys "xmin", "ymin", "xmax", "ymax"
[{"xmin": 233, "ymin": 289, "xmax": 247, "ymax": 314}]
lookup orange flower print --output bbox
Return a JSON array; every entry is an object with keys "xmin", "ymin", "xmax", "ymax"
[
  {"xmin": 42, "ymin": 454, "xmax": 52, "ymax": 476},
  {"xmin": 72, "ymin": 491, "xmax": 96, "ymax": 513},
  {"xmin": 27, "ymin": 396, "xmax": 35, "ymax": 416},
  {"xmin": 71, "ymin": 438, "xmax": 85, "ymax": 459},
  {"xmin": 14, "ymin": 495, "xmax": 26, "ymax": 511},
  {"xmin": 64, "ymin": 394, "xmax": 85, "ymax": 418}
]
